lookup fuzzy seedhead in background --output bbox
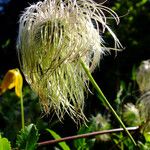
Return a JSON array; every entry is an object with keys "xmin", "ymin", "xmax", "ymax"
[
  {"xmin": 136, "ymin": 60, "xmax": 150, "ymax": 123},
  {"xmin": 136, "ymin": 59, "xmax": 150, "ymax": 93},
  {"xmin": 135, "ymin": 60, "xmax": 150, "ymax": 135},
  {"xmin": 17, "ymin": 0, "xmax": 122, "ymax": 122},
  {"xmin": 123, "ymin": 103, "xmax": 141, "ymax": 127}
]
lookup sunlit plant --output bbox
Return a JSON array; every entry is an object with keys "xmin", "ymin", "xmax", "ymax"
[{"xmin": 17, "ymin": 0, "xmax": 122, "ymax": 121}]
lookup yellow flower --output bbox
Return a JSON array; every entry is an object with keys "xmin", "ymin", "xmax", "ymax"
[{"xmin": 0, "ymin": 69, "xmax": 23, "ymax": 97}]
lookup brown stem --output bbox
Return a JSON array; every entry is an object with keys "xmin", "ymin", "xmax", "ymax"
[{"xmin": 38, "ymin": 126, "xmax": 139, "ymax": 147}]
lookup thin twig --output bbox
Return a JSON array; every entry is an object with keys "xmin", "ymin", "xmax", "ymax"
[{"xmin": 38, "ymin": 126, "xmax": 139, "ymax": 147}]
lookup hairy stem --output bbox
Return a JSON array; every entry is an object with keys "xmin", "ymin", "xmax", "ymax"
[{"xmin": 80, "ymin": 60, "xmax": 137, "ymax": 146}]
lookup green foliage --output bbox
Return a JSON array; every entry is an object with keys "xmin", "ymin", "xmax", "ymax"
[
  {"xmin": 0, "ymin": 86, "xmax": 42, "ymax": 142},
  {"xmin": 138, "ymin": 141, "xmax": 150, "ymax": 150},
  {"xmin": 131, "ymin": 65, "xmax": 137, "ymax": 81},
  {"xmin": 123, "ymin": 103, "xmax": 141, "ymax": 126},
  {"xmin": 16, "ymin": 124, "xmax": 39, "ymax": 150},
  {"xmin": 74, "ymin": 114, "xmax": 111, "ymax": 150},
  {"xmin": 74, "ymin": 138, "xmax": 95, "ymax": 150},
  {"xmin": 112, "ymin": 0, "xmax": 150, "ymax": 50},
  {"xmin": 74, "ymin": 125, "xmax": 95, "ymax": 150},
  {"xmin": 1, "ymin": 39, "xmax": 10, "ymax": 49},
  {"xmin": 0, "ymin": 90, "xmax": 22, "ymax": 141},
  {"xmin": 0, "ymin": 135, "xmax": 11, "ymax": 150},
  {"xmin": 46, "ymin": 129, "xmax": 70, "ymax": 150},
  {"xmin": 144, "ymin": 132, "xmax": 150, "ymax": 142}
]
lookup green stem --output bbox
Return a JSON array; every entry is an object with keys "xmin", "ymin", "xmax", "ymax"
[
  {"xmin": 80, "ymin": 60, "xmax": 137, "ymax": 146},
  {"xmin": 20, "ymin": 93, "xmax": 25, "ymax": 131}
]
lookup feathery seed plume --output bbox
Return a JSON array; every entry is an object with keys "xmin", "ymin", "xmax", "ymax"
[{"xmin": 17, "ymin": 0, "xmax": 122, "ymax": 122}]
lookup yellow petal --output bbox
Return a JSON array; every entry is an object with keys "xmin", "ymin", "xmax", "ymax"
[
  {"xmin": 0, "ymin": 70, "xmax": 16, "ymax": 95},
  {"xmin": 0, "ymin": 69, "xmax": 23, "ymax": 97},
  {"xmin": 14, "ymin": 69, "xmax": 23, "ymax": 97}
]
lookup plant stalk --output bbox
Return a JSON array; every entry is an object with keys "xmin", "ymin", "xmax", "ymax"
[
  {"xmin": 20, "ymin": 93, "xmax": 25, "ymax": 131},
  {"xmin": 80, "ymin": 60, "xmax": 137, "ymax": 146},
  {"xmin": 38, "ymin": 126, "xmax": 139, "ymax": 146}
]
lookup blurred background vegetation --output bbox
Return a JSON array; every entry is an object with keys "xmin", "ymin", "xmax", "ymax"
[{"xmin": 0, "ymin": 0, "xmax": 150, "ymax": 149}]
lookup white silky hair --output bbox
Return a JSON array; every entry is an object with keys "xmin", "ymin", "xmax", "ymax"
[{"xmin": 17, "ymin": 0, "xmax": 122, "ymax": 122}]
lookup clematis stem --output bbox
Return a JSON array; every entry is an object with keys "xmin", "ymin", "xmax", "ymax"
[
  {"xmin": 80, "ymin": 60, "xmax": 137, "ymax": 146},
  {"xmin": 20, "ymin": 93, "xmax": 25, "ymax": 131}
]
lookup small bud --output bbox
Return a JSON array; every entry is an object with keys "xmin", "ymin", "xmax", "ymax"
[
  {"xmin": 123, "ymin": 103, "xmax": 141, "ymax": 126},
  {"xmin": 90, "ymin": 114, "xmax": 111, "ymax": 141}
]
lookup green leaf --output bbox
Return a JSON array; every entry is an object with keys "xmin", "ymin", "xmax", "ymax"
[
  {"xmin": 0, "ymin": 135, "xmax": 11, "ymax": 150},
  {"xmin": 16, "ymin": 124, "xmax": 39, "ymax": 150},
  {"xmin": 131, "ymin": 65, "xmax": 137, "ymax": 81},
  {"xmin": 136, "ymin": 0, "xmax": 148, "ymax": 7},
  {"xmin": 144, "ymin": 132, "xmax": 150, "ymax": 142},
  {"xmin": 46, "ymin": 129, "xmax": 70, "ymax": 150},
  {"xmin": 138, "ymin": 141, "xmax": 150, "ymax": 150},
  {"xmin": 1, "ymin": 39, "xmax": 10, "ymax": 48},
  {"xmin": 74, "ymin": 123, "xmax": 95, "ymax": 150}
]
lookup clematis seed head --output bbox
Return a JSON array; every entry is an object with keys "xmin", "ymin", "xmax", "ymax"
[{"xmin": 17, "ymin": 0, "xmax": 122, "ymax": 122}]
